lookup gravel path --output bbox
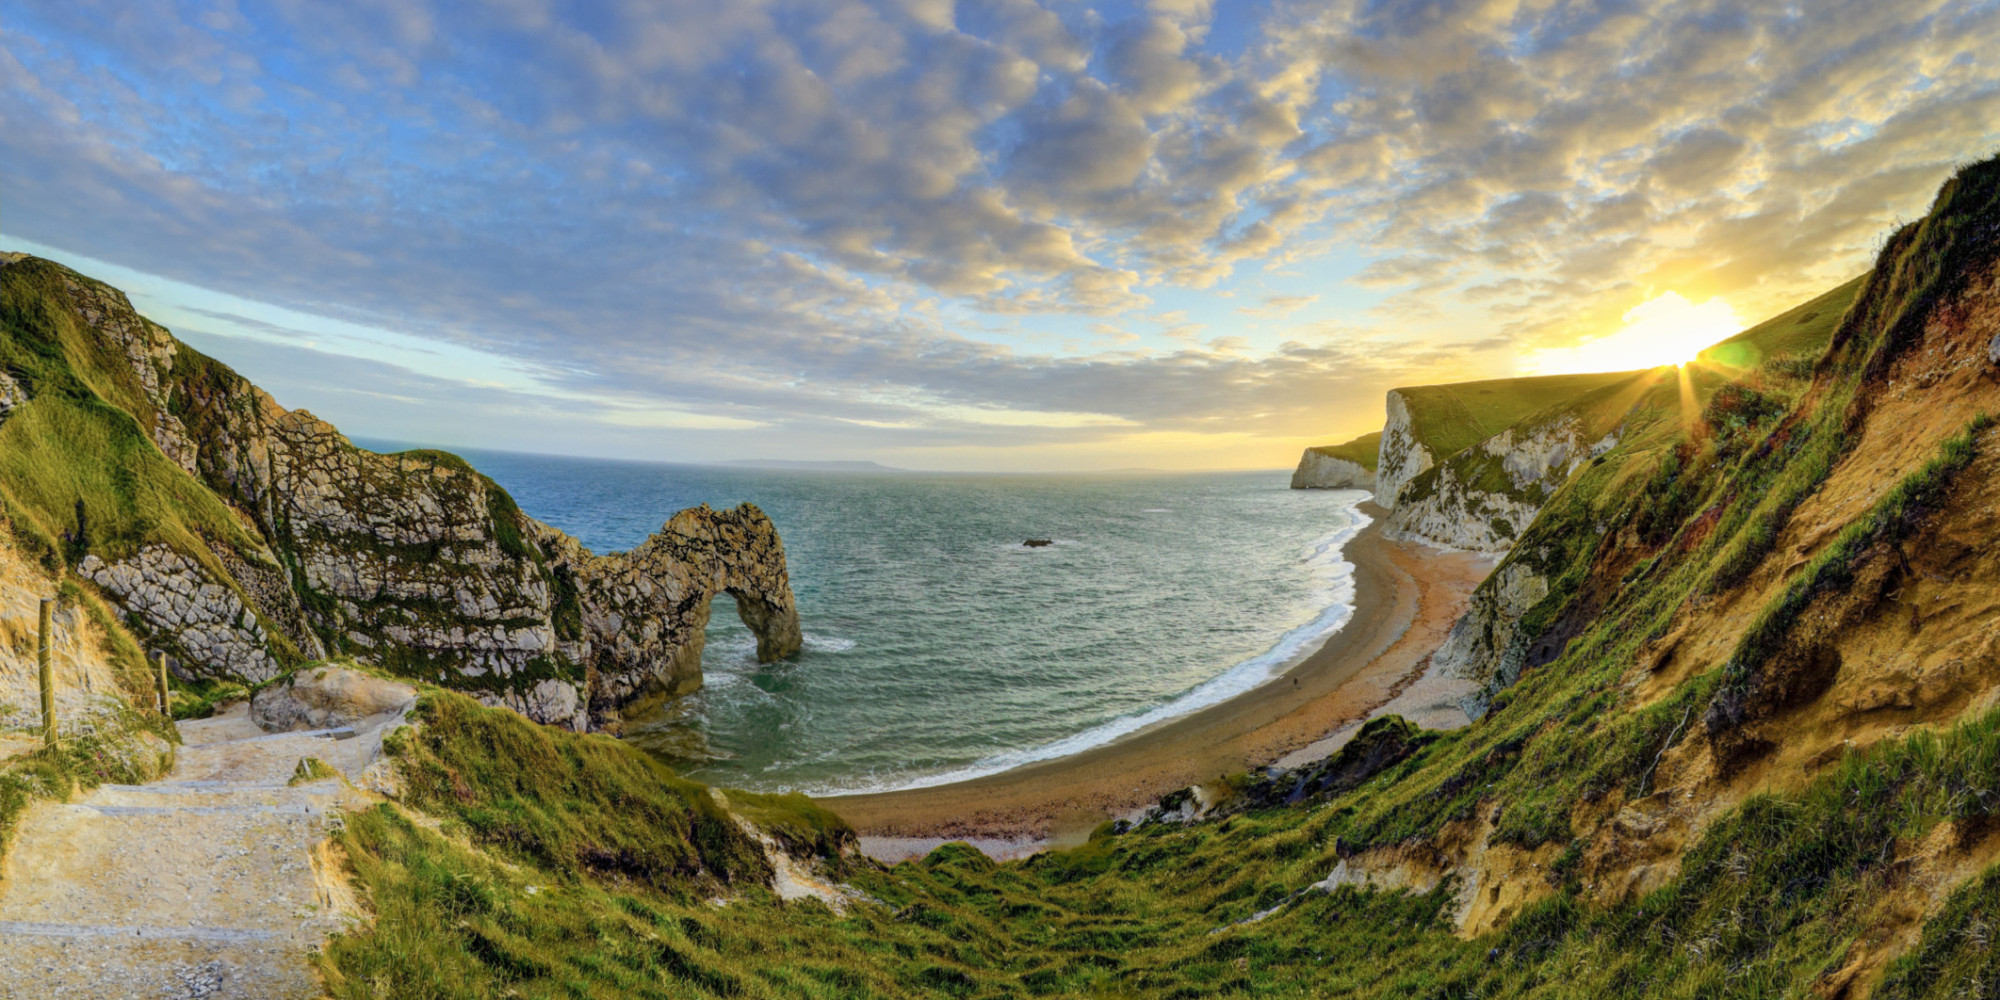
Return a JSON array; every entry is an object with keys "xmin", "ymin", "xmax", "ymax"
[{"xmin": 0, "ymin": 705, "xmax": 397, "ymax": 999}]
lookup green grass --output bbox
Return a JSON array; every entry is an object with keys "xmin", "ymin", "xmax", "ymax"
[
  {"xmin": 1709, "ymin": 413, "xmax": 1994, "ymax": 733},
  {"xmin": 291, "ymin": 756, "xmax": 340, "ymax": 785},
  {"xmin": 1699, "ymin": 275, "xmax": 1866, "ymax": 370},
  {"xmin": 381, "ymin": 691, "xmax": 781, "ymax": 890},
  {"xmin": 1877, "ymin": 863, "xmax": 2000, "ymax": 998},
  {"xmin": 1394, "ymin": 371, "xmax": 1642, "ymax": 462},
  {"xmin": 0, "ymin": 394, "xmax": 266, "ymax": 568},
  {"xmin": 322, "ymin": 687, "xmax": 2000, "ymax": 999},
  {"xmin": 1305, "ymin": 432, "xmax": 1382, "ymax": 472}
]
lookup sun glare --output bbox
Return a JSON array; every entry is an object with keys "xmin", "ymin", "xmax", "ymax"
[{"xmin": 1527, "ymin": 292, "xmax": 1744, "ymax": 374}]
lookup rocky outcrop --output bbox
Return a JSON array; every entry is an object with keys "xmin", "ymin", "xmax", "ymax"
[
  {"xmin": 0, "ymin": 370, "xmax": 24, "ymax": 428},
  {"xmin": 1372, "ymin": 390, "xmax": 1433, "ymax": 507},
  {"xmin": 1426, "ymin": 562, "xmax": 1550, "ymax": 715},
  {"xmin": 1383, "ymin": 415, "xmax": 1618, "ymax": 552},
  {"xmin": 250, "ymin": 664, "xmax": 415, "ymax": 731},
  {"xmin": 79, "ymin": 546, "xmax": 285, "ymax": 683},
  {"xmin": 1290, "ymin": 450, "xmax": 1374, "ymax": 490},
  {"xmin": 532, "ymin": 505, "xmax": 802, "ymax": 720},
  {"xmin": 0, "ymin": 255, "xmax": 803, "ymax": 730}
]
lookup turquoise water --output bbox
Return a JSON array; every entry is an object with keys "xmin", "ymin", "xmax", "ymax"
[{"xmin": 442, "ymin": 449, "xmax": 1367, "ymax": 795}]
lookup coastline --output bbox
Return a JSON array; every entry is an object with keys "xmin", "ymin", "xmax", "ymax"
[{"xmin": 825, "ymin": 502, "xmax": 1493, "ymax": 847}]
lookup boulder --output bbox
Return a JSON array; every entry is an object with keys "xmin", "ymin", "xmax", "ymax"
[{"xmin": 251, "ymin": 665, "xmax": 416, "ymax": 732}]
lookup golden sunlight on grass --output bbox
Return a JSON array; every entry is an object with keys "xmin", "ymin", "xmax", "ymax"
[{"xmin": 1529, "ymin": 292, "xmax": 1744, "ymax": 374}]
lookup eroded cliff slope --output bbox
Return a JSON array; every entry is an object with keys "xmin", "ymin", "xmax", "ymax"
[{"xmin": 0, "ymin": 254, "xmax": 801, "ymax": 729}]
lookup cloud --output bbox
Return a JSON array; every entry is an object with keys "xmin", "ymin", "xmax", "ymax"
[
  {"xmin": 1236, "ymin": 293, "xmax": 1319, "ymax": 318},
  {"xmin": 2, "ymin": 0, "xmax": 1998, "ymax": 469}
]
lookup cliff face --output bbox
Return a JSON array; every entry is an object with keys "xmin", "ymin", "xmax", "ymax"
[
  {"xmin": 1290, "ymin": 451, "xmax": 1374, "ymax": 490},
  {"xmin": 1382, "ymin": 392, "xmax": 1630, "ymax": 552},
  {"xmin": 1360, "ymin": 372, "xmax": 1638, "ymax": 516},
  {"xmin": 1291, "ymin": 432, "xmax": 1379, "ymax": 490},
  {"xmin": 0, "ymin": 255, "xmax": 801, "ymax": 729},
  {"xmin": 1417, "ymin": 287, "xmax": 1865, "ymax": 697},
  {"xmin": 1370, "ymin": 390, "xmax": 1432, "ymax": 507},
  {"xmin": 1194, "ymin": 160, "xmax": 2000, "ymax": 968}
]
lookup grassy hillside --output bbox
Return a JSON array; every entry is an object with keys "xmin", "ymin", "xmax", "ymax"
[
  {"xmin": 311, "ymin": 155, "xmax": 2000, "ymax": 999},
  {"xmin": 1700, "ymin": 274, "xmax": 1867, "ymax": 370},
  {"xmin": 1304, "ymin": 431, "xmax": 1382, "ymax": 471},
  {"xmin": 1397, "ymin": 371, "xmax": 1640, "ymax": 462},
  {"xmin": 0, "ymin": 263, "xmax": 273, "ymax": 574}
]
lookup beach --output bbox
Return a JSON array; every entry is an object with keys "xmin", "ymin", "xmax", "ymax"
[{"xmin": 826, "ymin": 503, "xmax": 1494, "ymax": 854}]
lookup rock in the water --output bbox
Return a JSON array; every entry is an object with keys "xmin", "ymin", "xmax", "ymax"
[
  {"xmin": 1024, "ymin": 539, "xmax": 1054, "ymax": 548},
  {"xmin": 251, "ymin": 665, "xmax": 415, "ymax": 732}
]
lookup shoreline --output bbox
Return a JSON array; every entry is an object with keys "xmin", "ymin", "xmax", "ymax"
[{"xmin": 824, "ymin": 503, "xmax": 1493, "ymax": 846}]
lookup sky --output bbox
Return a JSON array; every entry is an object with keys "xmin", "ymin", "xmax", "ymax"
[{"xmin": 4, "ymin": 0, "xmax": 1998, "ymax": 471}]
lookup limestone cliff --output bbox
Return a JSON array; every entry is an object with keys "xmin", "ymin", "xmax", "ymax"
[
  {"xmin": 1361, "ymin": 372, "xmax": 1638, "ymax": 511},
  {"xmin": 1381, "ymin": 386, "xmax": 1634, "ymax": 552},
  {"xmin": 0, "ymin": 255, "xmax": 802, "ymax": 729},
  {"xmin": 1370, "ymin": 390, "xmax": 1432, "ymax": 507},
  {"xmin": 1289, "ymin": 432, "xmax": 1379, "ymax": 490}
]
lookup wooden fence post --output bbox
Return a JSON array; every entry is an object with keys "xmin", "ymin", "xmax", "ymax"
[
  {"xmin": 156, "ymin": 651, "xmax": 171, "ymax": 715},
  {"xmin": 38, "ymin": 598, "xmax": 56, "ymax": 746}
]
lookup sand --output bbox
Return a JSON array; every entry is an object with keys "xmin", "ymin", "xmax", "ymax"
[{"xmin": 823, "ymin": 504, "xmax": 1494, "ymax": 849}]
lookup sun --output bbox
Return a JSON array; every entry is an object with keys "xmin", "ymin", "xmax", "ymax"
[
  {"xmin": 1616, "ymin": 292, "xmax": 1745, "ymax": 367},
  {"xmin": 1526, "ymin": 292, "xmax": 1744, "ymax": 374}
]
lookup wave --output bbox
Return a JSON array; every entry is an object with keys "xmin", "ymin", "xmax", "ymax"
[
  {"xmin": 710, "ymin": 630, "xmax": 855, "ymax": 658},
  {"xmin": 798, "ymin": 498, "xmax": 1374, "ymax": 797}
]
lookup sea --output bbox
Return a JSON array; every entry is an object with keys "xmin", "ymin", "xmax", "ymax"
[{"xmin": 434, "ymin": 448, "xmax": 1369, "ymax": 796}]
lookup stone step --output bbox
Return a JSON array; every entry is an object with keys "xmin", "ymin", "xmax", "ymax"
[
  {"xmin": 0, "ymin": 805, "xmax": 331, "ymax": 929},
  {"xmin": 0, "ymin": 920, "xmax": 281, "ymax": 943},
  {"xmin": 65, "ymin": 803, "xmax": 318, "ymax": 818},
  {"xmin": 86, "ymin": 782, "xmax": 342, "ymax": 814},
  {"xmin": 98, "ymin": 781, "xmax": 292, "ymax": 793},
  {"xmin": 0, "ymin": 932, "xmax": 322, "ymax": 999}
]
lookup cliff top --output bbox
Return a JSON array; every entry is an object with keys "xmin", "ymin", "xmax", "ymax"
[
  {"xmin": 1304, "ymin": 431, "xmax": 1382, "ymax": 471},
  {"xmin": 1391, "ymin": 369, "xmax": 1642, "ymax": 462},
  {"xmin": 1700, "ymin": 273, "xmax": 1866, "ymax": 370}
]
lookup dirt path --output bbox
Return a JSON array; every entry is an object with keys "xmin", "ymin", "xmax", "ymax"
[{"xmin": 0, "ymin": 704, "xmax": 397, "ymax": 999}]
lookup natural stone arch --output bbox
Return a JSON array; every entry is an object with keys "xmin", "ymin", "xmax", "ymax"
[{"xmin": 569, "ymin": 503, "xmax": 803, "ymax": 725}]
